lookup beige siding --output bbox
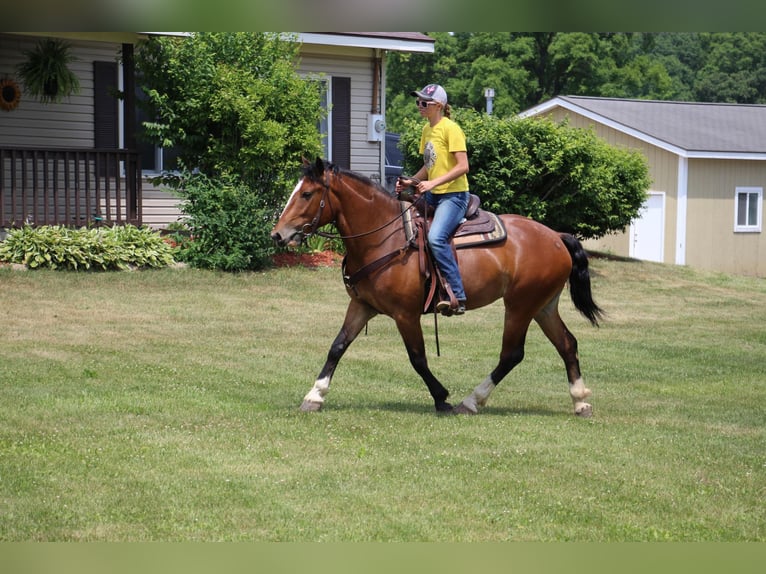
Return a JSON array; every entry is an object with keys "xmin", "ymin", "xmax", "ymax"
[
  {"xmin": 141, "ymin": 180, "xmax": 184, "ymax": 229},
  {"xmin": 0, "ymin": 34, "xmax": 122, "ymax": 149},
  {"xmin": 545, "ymin": 109, "xmax": 679, "ymax": 262},
  {"xmin": 298, "ymin": 52, "xmax": 384, "ymax": 181},
  {"xmin": 686, "ymin": 159, "xmax": 766, "ymax": 276},
  {"xmin": 539, "ymin": 106, "xmax": 766, "ymax": 276}
]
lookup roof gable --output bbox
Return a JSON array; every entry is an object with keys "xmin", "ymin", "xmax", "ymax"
[
  {"xmin": 295, "ymin": 32, "xmax": 434, "ymax": 53},
  {"xmin": 521, "ymin": 95, "xmax": 766, "ymax": 159}
]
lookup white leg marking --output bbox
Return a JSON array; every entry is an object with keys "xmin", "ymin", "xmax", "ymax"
[
  {"xmin": 303, "ymin": 375, "xmax": 330, "ymax": 405},
  {"xmin": 569, "ymin": 376, "xmax": 592, "ymax": 415},
  {"xmin": 461, "ymin": 376, "xmax": 496, "ymax": 413}
]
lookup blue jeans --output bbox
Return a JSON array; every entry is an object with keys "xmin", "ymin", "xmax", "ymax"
[{"xmin": 425, "ymin": 191, "xmax": 469, "ymax": 301}]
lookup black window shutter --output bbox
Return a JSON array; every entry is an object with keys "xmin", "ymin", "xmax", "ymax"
[
  {"xmin": 93, "ymin": 61, "xmax": 118, "ymax": 149},
  {"xmin": 331, "ymin": 77, "xmax": 351, "ymax": 169}
]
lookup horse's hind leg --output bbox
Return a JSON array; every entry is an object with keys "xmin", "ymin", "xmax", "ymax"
[
  {"xmin": 534, "ymin": 295, "xmax": 593, "ymax": 417},
  {"xmin": 455, "ymin": 308, "xmax": 530, "ymax": 414},
  {"xmin": 300, "ymin": 299, "xmax": 377, "ymax": 412}
]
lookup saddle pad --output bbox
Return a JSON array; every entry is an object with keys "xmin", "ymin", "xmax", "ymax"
[
  {"xmin": 453, "ymin": 209, "xmax": 507, "ymax": 249},
  {"xmin": 400, "ymin": 201, "xmax": 418, "ymax": 243}
]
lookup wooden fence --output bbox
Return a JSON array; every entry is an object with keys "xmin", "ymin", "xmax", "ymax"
[{"xmin": 0, "ymin": 148, "xmax": 141, "ymax": 228}]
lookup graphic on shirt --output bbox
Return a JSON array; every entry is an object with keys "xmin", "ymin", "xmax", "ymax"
[{"xmin": 424, "ymin": 141, "xmax": 436, "ymax": 170}]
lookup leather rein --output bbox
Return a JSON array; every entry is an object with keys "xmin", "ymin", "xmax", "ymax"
[
  {"xmin": 299, "ymin": 171, "xmax": 444, "ymax": 355},
  {"xmin": 300, "ymin": 172, "xmax": 426, "ymax": 289}
]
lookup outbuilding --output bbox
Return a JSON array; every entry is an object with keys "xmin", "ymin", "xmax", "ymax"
[{"xmin": 520, "ymin": 96, "xmax": 766, "ymax": 277}]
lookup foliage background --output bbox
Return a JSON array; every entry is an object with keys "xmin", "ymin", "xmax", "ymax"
[
  {"xmin": 135, "ymin": 33, "xmax": 324, "ymax": 271},
  {"xmin": 136, "ymin": 32, "xmax": 323, "ymax": 196},
  {"xmin": 386, "ymin": 33, "xmax": 766, "ymax": 134},
  {"xmin": 398, "ymin": 110, "xmax": 650, "ymax": 238}
]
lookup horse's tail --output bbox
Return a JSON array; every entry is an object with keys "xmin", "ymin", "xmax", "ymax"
[{"xmin": 560, "ymin": 233, "xmax": 605, "ymax": 327}]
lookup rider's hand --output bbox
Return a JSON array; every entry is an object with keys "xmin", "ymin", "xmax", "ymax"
[{"xmin": 396, "ymin": 177, "xmax": 413, "ymax": 193}]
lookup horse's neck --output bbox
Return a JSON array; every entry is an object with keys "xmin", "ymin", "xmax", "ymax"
[{"xmin": 334, "ymin": 180, "xmax": 404, "ymax": 257}]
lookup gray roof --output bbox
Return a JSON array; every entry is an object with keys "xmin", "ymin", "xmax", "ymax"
[{"xmin": 523, "ymin": 95, "xmax": 766, "ymax": 157}]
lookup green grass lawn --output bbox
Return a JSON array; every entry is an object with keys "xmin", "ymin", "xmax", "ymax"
[{"xmin": 0, "ymin": 257, "xmax": 764, "ymax": 541}]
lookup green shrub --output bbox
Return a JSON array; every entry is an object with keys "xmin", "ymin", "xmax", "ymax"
[
  {"xmin": 0, "ymin": 224, "xmax": 176, "ymax": 271},
  {"xmin": 167, "ymin": 172, "xmax": 276, "ymax": 272},
  {"xmin": 398, "ymin": 110, "xmax": 650, "ymax": 239}
]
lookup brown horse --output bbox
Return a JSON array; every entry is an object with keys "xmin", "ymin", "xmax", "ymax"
[{"xmin": 271, "ymin": 158, "xmax": 603, "ymax": 416}]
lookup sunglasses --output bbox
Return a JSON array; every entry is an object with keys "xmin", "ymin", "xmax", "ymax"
[{"xmin": 417, "ymin": 100, "xmax": 437, "ymax": 108}]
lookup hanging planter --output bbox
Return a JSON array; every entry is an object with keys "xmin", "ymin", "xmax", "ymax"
[
  {"xmin": 0, "ymin": 78, "xmax": 22, "ymax": 111},
  {"xmin": 17, "ymin": 38, "xmax": 81, "ymax": 104}
]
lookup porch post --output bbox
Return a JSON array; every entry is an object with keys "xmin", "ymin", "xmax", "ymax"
[{"xmin": 122, "ymin": 43, "xmax": 140, "ymax": 224}]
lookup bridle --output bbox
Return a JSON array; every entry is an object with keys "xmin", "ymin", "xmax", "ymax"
[
  {"xmin": 300, "ymin": 172, "xmax": 334, "ymax": 238},
  {"xmin": 295, "ymin": 170, "xmax": 444, "ymax": 354},
  {"xmin": 300, "ymin": 170, "xmax": 423, "ymax": 241}
]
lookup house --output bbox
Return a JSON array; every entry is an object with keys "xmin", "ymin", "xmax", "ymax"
[
  {"xmin": 0, "ymin": 32, "xmax": 434, "ymax": 230},
  {"xmin": 1, "ymin": 32, "xmax": 144, "ymax": 228},
  {"xmin": 520, "ymin": 96, "xmax": 766, "ymax": 277}
]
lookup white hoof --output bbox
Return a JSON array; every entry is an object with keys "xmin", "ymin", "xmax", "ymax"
[
  {"xmin": 300, "ymin": 400, "xmax": 323, "ymax": 412},
  {"xmin": 454, "ymin": 402, "xmax": 479, "ymax": 415},
  {"xmin": 574, "ymin": 402, "xmax": 593, "ymax": 418}
]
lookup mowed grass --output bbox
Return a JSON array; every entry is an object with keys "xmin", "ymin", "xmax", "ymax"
[{"xmin": 0, "ymin": 256, "xmax": 764, "ymax": 541}]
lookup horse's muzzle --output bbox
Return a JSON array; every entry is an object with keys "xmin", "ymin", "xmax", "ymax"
[{"xmin": 271, "ymin": 228, "xmax": 302, "ymax": 248}]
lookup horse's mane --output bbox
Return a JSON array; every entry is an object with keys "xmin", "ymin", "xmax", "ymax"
[{"xmin": 302, "ymin": 159, "xmax": 393, "ymax": 199}]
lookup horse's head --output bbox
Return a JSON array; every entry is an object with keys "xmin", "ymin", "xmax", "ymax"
[{"xmin": 271, "ymin": 158, "xmax": 334, "ymax": 248}]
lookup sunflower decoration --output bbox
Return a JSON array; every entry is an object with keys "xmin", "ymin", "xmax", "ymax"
[{"xmin": 0, "ymin": 77, "xmax": 21, "ymax": 111}]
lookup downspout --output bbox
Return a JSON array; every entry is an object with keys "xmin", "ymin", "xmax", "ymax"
[
  {"xmin": 373, "ymin": 50, "xmax": 385, "ymax": 183},
  {"xmin": 371, "ymin": 52, "xmax": 381, "ymax": 114}
]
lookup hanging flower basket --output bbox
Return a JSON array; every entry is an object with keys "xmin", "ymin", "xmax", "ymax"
[
  {"xmin": 17, "ymin": 38, "xmax": 80, "ymax": 104},
  {"xmin": 0, "ymin": 78, "xmax": 22, "ymax": 111}
]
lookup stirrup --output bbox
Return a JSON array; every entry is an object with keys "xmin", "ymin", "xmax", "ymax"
[{"xmin": 436, "ymin": 299, "xmax": 466, "ymax": 316}]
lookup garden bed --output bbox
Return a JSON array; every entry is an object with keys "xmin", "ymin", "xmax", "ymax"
[{"xmin": 271, "ymin": 250, "xmax": 342, "ymax": 268}]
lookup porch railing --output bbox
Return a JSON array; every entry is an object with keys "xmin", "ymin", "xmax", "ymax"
[{"xmin": 0, "ymin": 148, "xmax": 141, "ymax": 228}]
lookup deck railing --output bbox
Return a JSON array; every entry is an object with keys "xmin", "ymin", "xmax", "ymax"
[{"xmin": 0, "ymin": 148, "xmax": 141, "ymax": 228}]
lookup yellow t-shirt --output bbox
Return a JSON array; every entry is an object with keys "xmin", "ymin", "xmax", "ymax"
[{"xmin": 418, "ymin": 117, "xmax": 469, "ymax": 194}]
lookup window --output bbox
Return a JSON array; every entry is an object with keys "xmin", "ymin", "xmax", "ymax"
[
  {"xmin": 734, "ymin": 187, "xmax": 762, "ymax": 232},
  {"xmin": 135, "ymin": 85, "xmax": 180, "ymax": 174}
]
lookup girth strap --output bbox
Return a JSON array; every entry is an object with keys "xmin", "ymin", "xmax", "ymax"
[{"xmin": 342, "ymin": 243, "xmax": 412, "ymax": 291}]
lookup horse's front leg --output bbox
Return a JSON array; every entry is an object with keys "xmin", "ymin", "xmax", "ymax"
[
  {"xmin": 394, "ymin": 315, "xmax": 453, "ymax": 413},
  {"xmin": 300, "ymin": 299, "xmax": 377, "ymax": 412}
]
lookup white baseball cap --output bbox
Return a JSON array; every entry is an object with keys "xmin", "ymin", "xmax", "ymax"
[{"xmin": 411, "ymin": 83, "xmax": 448, "ymax": 106}]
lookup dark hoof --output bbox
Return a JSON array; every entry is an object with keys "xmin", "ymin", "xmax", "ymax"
[
  {"xmin": 300, "ymin": 400, "xmax": 323, "ymax": 412},
  {"xmin": 435, "ymin": 402, "xmax": 455, "ymax": 415},
  {"xmin": 454, "ymin": 402, "xmax": 478, "ymax": 415}
]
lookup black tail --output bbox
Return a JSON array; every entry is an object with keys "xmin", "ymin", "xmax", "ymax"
[{"xmin": 560, "ymin": 233, "xmax": 605, "ymax": 327}]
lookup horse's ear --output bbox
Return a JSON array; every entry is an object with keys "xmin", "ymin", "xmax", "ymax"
[{"xmin": 314, "ymin": 157, "xmax": 325, "ymax": 175}]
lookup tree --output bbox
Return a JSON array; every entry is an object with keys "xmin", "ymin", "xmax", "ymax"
[
  {"xmin": 387, "ymin": 32, "xmax": 766, "ymax": 127},
  {"xmin": 398, "ymin": 110, "xmax": 650, "ymax": 240},
  {"xmin": 135, "ymin": 32, "xmax": 324, "ymax": 271},
  {"xmin": 135, "ymin": 32, "xmax": 323, "ymax": 202},
  {"xmin": 693, "ymin": 33, "xmax": 766, "ymax": 103}
]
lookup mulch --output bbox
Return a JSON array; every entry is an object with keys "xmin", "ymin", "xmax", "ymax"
[{"xmin": 271, "ymin": 250, "xmax": 342, "ymax": 268}]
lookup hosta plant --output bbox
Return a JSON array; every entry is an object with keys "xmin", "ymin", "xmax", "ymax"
[{"xmin": 0, "ymin": 224, "xmax": 175, "ymax": 271}]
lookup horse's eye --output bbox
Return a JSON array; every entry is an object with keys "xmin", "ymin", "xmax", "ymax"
[{"xmin": 301, "ymin": 191, "xmax": 313, "ymax": 200}]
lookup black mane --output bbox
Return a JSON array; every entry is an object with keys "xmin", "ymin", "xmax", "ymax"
[{"xmin": 303, "ymin": 158, "xmax": 391, "ymax": 196}]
